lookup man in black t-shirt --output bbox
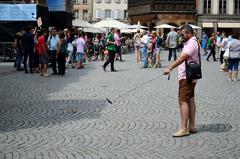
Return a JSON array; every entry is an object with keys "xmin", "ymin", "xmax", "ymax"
[{"xmin": 22, "ymin": 26, "xmax": 34, "ymax": 73}]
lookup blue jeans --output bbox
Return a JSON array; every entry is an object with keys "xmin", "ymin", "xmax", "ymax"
[
  {"xmin": 15, "ymin": 48, "xmax": 23, "ymax": 70},
  {"xmin": 141, "ymin": 46, "xmax": 148, "ymax": 67},
  {"xmin": 228, "ymin": 58, "xmax": 239, "ymax": 71},
  {"xmin": 168, "ymin": 48, "xmax": 177, "ymax": 61}
]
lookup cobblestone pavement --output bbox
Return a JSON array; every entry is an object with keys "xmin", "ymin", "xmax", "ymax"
[{"xmin": 1, "ymin": 50, "xmax": 240, "ymax": 159}]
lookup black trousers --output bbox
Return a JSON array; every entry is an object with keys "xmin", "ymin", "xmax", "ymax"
[
  {"xmin": 103, "ymin": 50, "xmax": 115, "ymax": 70},
  {"xmin": 57, "ymin": 54, "xmax": 66, "ymax": 75},
  {"xmin": 23, "ymin": 48, "xmax": 34, "ymax": 71},
  {"xmin": 50, "ymin": 50, "xmax": 57, "ymax": 74},
  {"xmin": 220, "ymin": 50, "xmax": 225, "ymax": 64},
  {"xmin": 207, "ymin": 46, "xmax": 216, "ymax": 61}
]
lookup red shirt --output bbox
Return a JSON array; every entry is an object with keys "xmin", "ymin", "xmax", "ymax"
[{"xmin": 37, "ymin": 35, "xmax": 46, "ymax": 54}]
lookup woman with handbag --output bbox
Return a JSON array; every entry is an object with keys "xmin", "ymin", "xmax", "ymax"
[{"xmin": 228, "ymin": 31, "xmax": 240, "ymax": 81}]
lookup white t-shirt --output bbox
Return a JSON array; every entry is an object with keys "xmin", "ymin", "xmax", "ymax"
[
  {"xmin": 140, "ymin": 35, "xmax": 149, "ymax": 47},
  {"xmin": 221, "ymin": 37, "xmax": 228, "ymax": 51},
  {"xmin": 76, "ymin": 37, "xmax": 85, "ymax": 54}
]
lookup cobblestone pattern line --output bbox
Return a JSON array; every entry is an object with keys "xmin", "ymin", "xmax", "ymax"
[{"xmin": 0, "ymin": 51, "xmax": 240, "ymax": 159}]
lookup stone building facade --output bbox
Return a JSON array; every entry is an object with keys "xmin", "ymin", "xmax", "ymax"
[
  {"xmin": 128, "ymin": 0, "xmax": 197, "ymax": 30},
  {"xmin": 93, "ymin": 0, "xmax": 128, "ymax": 22},
  {"xmin": 73, "ymin": 0, "xmax": 93, "ymax": 22},
  {"xmin": 197, "ymin": 0, "xmax": 240, "ymax": 34}
]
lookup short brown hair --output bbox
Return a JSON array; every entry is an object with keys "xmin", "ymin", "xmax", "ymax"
[{"xmin": 58, "ymin": 31, "xmax": 65, "ymax": 39}]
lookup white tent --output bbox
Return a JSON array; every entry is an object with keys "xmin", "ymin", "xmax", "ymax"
[
  {"xmin": 92, "ymin": 18, "xmax": 127, "ymax": 29},
  {"xmin": 82, "ymin": 27, "xmax": 106, "ymax": 33},
  {"xmin": 127, "ymin": 24, "xmax": 148, "ymax": 29},
  {"xmin": 188, "ymin": 24, "xmax": 201, "ymax": 29},
  {"xmin": 121, "ymin": 28, "xmax": 145, "ymax": 33},
  {"xmin": 179, "ymin": 24, "xmax": 201, "ymax": 29},
  {"xmin": 154, "ymin": 24, "xmax": 176, "ymax": 29},
  {"xmin": 72, "ymin": 20, "xmax": 92, "ymax": 28}
]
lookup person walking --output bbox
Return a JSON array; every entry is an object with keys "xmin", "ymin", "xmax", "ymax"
[
  {"xmin": 206, "ymin": 33, "xmax": 217, "ymax": 61},
  {"xmin": 22, "ymin": 26, "xmax": 34, "ymax": 73},
  {"xmin": 103, "ymin": 28, "xmax": 117, "ymax": 72},
  {"xmin": 201, "ymin": 32, "xmax": 208, "ymax": 55},
  {"xmin": 164, "ymin": 24, "xmax": 200, "ymax": 137},
  {"xmin": 47, "ymin": 27, "xmax": 59, "ymax": 75},
  {"xmin": 166, "ymin": 28, "xmax": 178, "ymax": 61},
  {"xmin": 227, "ymin": 31, "xmax": 240, "ymax": 81}
]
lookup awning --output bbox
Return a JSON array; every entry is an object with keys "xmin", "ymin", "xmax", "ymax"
[
  {"xmin": 202, "ymin": 23, "xmax": 213, "ymax": 28},
  {"xmin": 218, "ymin": 23, "xmax": 240, "ymax": 28}
]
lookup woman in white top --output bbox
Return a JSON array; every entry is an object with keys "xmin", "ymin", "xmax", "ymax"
[{"xmin": 220, "ymin": 32, "xmax": 228, "ymax": 64}]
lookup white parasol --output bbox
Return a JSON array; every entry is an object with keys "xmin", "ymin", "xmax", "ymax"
[
  {"xmin": 154, "ymin": 24, "xmax": 176, "ymax": 29},
  {"xmin": 92, "ymin": 18, "xmax": 127, "ymax": 29}
]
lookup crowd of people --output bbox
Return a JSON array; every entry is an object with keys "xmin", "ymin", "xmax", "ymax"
[
  {"xmin": 13, "ymin": 26, "xmax": 136, "ymax": 76},
  {"xmin": 13, "ymin": 25, "xmax": 240, "ymax": 81},
  {"xmin": 201, "ymin": 30, "xmax": 240, "ymax": 81}
]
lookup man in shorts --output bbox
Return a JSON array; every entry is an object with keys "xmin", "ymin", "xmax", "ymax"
[
  {"xmin": 164, "ymin": 24, "xmax": 200, "ymax": 137},
  {"xmin": 37, "ymin": 29, "xmax": 49, "ymax": 77},
  {"xmin": 76, "ymin": 32, "xmax": 85, "ymax": 69}
]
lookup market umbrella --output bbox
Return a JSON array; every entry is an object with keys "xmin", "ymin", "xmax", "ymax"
[
  {"xmin": 82, "ymin": 27, "xmax": 106, "ymax": 33},
  {"xmin": 92, "ymin": 18, "xmax": 127, "ymax": 29},
  {"xmin": 121, "ymin": 28, "xmax": 144, "ymax": 33},
  {"xmin": 188, "ymin": 24, "xmax": 201, "ymax": 29},
  {"xmin": 178, "ymin": 24, "xmax": 201, "ymax": 29},
  {"xmin": 154, "ymin": 24, "xmax": 176, "ymax": 29},
  {"xmin": 72, "ymin": 20, "xmax": 92, "ymax": 28},
  {"xmin": 127, "ymin": 24, "xmax": 148, "ymax": 29}
]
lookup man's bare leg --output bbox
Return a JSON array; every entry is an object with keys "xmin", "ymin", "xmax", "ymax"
[
  {"xmin": 188, "ymin": 97, "xmax": 196, "ymax": 131},
  {"xmin": 179, "ymin": 102, "xmax": 189, "ymax": 130}
]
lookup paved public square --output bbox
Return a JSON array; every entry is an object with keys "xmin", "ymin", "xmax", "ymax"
[{"xmin": 0, "ymin": 51, "xmax": 240, "ymax": 159}]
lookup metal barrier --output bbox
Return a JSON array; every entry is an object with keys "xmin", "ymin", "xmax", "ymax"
[{"xmin": 0, "ymin": 42, "xmax": 16, "ymax": 62}]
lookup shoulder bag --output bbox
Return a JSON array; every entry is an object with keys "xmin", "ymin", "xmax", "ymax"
[{"xmin": 185, "ymin": 40, "xmax": 202, "ymax": 81}]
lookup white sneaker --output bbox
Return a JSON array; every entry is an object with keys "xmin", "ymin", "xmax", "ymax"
[{"xmin": 44, "ymin": 74, "xmax": 50, "ymax": 77}]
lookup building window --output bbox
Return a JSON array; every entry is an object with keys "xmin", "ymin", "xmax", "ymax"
[
  {"xmin": 235, "ymin": 0, "xmax": 240, "ymax": 14},
  {"xmin": 83, "ymin": 10, "xmax": 88, "ymax": 20},
  {"xmin": 72, "ymin": 0, "xmax": 81, "ymax": 4},
  {"xmin": 219, "ymin": 0, "xmax": 227, "ymax": 14},
  {"xmin": 124, "ymin": 10, "xmax": 128, "ymax": 19},
  {"xmin": 96, "ymin": 9, "xmax": 103, "ymax": 19},
  {"xmin": 74, "ymin": 10, "xmax": 79, "ymax": 19},
  {"xmin": 203, "ymin": 0, "xmax": 211, "ymax": 14},
  {"xmin": 83, "ymin": 0, "xmax": 88, "ymax": 4},
  {"xmin": 105, "ymin": 9, "xmax": 111, "ymax": 18}
]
